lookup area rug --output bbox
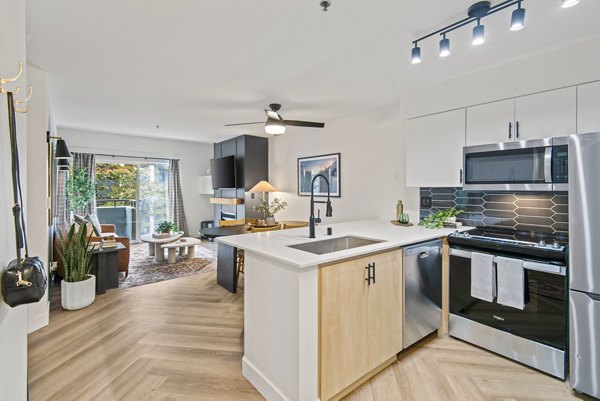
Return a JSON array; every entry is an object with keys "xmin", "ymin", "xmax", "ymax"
[{"xmin": 119, "ymin": 242, "xmax": 217, "ymax": 289}]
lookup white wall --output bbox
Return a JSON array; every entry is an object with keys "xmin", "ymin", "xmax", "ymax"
[
  {"xmin": 0, "ymin": 0, "xmax": 29, "ymax": 399},
  {"xmin": 58, "ymin": 127, "xmax": 214, "ymax": 233},
  {"xmin": 269, "ymin": 103, "xmax": 408, "ymax": 224}
]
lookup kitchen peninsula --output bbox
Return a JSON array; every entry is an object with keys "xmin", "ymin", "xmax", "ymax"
[{"xmin": 218, "ymin": 220, "xmax": 467, "ymax": 401}]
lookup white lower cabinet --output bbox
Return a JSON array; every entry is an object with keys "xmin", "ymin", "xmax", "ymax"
[{"xmin": 406, "ymin": 109, "xmax": 466, "ymax": 188}]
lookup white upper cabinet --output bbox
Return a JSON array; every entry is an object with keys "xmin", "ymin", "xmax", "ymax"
[
  {"xmin": 577, "ymin": 81, "xmax": 600, "ymax": 134},
  {"xmin": 466, "ymin": 99, "xmax": 515, "ymax": 146},
  {"xmin": 406, "ymin": 109, "xmax": 466, "ymax": 188},
  {"xmin": 514, "ymin": 87, "xmax": 576, "ymax": 140}
]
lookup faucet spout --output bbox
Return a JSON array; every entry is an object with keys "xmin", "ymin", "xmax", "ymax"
[{"xmin": 309, "ymin": 174, "xmax": 332, "ymax": 238}]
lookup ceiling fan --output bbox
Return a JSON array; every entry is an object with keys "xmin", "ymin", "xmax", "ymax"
[{"xmin": 225, "ymin": 103, "xmax": 325, "ymax": 135}]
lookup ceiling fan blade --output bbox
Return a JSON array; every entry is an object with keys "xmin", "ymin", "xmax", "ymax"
[
  {"xmin": 265, "ymin": 110, "xmax": 281, "ymax": 120},
  {"xmin": 284, "ymin": 120, "xmax": 325, "ymax": 128},
  {"xmin": 225, "ymin": 122, "xmax": 264, "ymax": 127}
]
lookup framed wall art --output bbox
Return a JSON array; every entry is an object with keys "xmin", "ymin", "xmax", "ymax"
[{"xmin": 297, "ymin": 153, "xmax": 340, "ymax": 197}]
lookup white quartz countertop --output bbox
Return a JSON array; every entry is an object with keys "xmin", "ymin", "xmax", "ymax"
[{"xmin": 217, "ymin": 219, "xmax": 472, "ymax": 268}]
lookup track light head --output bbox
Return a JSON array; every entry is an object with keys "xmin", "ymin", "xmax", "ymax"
[
  {"xmin": 439, "ymin": 37, "xmax": 451, "ymax": 57},
  {"xmin": 411, "ymin": 45, "xmax": 422, "ymax": 64},
  {"xmin": 510, "ymin": 6, "xmax": 526, "ymax": 30},
  {"xmin": 561, "ymin": 0, "xmax": 579, "ymax": 8},
  {"xmin": 472, "ymin": 22, "xmax": 485, "ymax": 45}
]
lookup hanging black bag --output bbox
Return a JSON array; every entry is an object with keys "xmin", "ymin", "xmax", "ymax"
[{"xmin": 1, "ymin": 91, "xmax": 47, "ymax": 307}]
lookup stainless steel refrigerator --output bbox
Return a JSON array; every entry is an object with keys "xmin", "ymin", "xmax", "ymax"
[{"xmin": 569, "ymin": 132, "xmax": 600, "ymax": 398}]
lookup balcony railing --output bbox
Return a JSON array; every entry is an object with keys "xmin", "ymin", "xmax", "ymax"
[{"xmin": 96, "ymin": 199, "xmax": 137, "ymax": 208}]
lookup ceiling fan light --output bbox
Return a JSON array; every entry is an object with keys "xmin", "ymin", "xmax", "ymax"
[
  {"xmin": 265, "ymin": 118, "xmax": 286, "ymax": 135},
  {"xmin": 510, "ymin": 7, "xmax": 526, "ymax": 30},
  {"xmin": 561, "ymin": 0, "xmax": 579, "ymax": 8},
  {"xmin": 472, "ymin": 23, "xmax": 485, "ymax": 45}
]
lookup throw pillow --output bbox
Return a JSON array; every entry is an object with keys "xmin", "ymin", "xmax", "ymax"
[{"xmin": 85, "ymin": 213, "xmax": 102, "ymax": 236}]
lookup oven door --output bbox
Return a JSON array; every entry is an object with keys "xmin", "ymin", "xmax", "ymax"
[
  {"xmin": 463, "ymin": 138, "xmax": 553, "ymax": 191},
  {"xmin": 449, "ymin": 248, "xmax": 567, "ymax": 350}
]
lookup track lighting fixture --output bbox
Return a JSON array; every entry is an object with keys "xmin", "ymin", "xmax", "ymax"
[
  {"xmin": 410, "ymin": 0, "xmax": 582, "ymax": 63},
  {"xmin": 411, "ymin": 44, "xmax": 422, "ymax": 64},
  {"xmin": 472, "ymin": 20, "xmax": 485, "ymax": 45},
  {"xmin": 510, "ymin": 1, "xmax": 526, "ymax": 30},
  {"xmin": 561, "ymin": 0, "xmax": 579, "ymax": 8},
  {"xmin": 439, "ymin": 35, "xmax": 451, "ymax": 57}
]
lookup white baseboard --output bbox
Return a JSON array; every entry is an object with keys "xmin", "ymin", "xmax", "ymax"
[{"xmin": 242, "ymin": 356, "xmax": 290, "ymax": 401}]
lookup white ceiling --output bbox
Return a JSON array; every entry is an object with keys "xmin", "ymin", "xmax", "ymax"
[{"xmin": 26, "ymin": 0, "xmax": 600, "ymax": 143}]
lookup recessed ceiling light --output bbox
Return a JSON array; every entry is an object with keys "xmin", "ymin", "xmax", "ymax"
[{"xmin": 561, "ymin": 0, "xmax": 579, "ymax": 8}]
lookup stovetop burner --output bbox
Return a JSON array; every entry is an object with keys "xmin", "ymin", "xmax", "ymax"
[{"xmin": 448, "ymin": 226, "xmax": 568, "ymax": 262}]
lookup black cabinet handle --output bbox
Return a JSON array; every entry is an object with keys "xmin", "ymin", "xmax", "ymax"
[
  {"xmin": 508, "ymin": 122, "xmax": 512, "ymax": 139},
  {"xmin": 365, "ymin": 263, "xmax": 375, "ymax": 285},
  {"xmin": 460, "ymin": 169, "xmax": 463, "ymax": 184},
  {"xmin": 516, "ymin": 121, "xmax": 520, "ymax": 139}
]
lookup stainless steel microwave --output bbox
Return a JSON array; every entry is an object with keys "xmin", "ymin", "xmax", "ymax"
[{"xmin": 463, "ymin": 137, "xmax": 568, "ymax": 191}]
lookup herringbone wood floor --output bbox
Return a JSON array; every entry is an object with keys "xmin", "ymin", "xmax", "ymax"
[{"xmin": 29, "ymin": 266, "xmax": 594, "ymax": 401}]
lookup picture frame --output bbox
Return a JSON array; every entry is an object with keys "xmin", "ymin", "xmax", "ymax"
[{"xmin": 297, "ymin": 153, "xmax": 341, "ymax": 197}]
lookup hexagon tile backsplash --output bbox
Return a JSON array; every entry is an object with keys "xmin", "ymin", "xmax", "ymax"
[{"xmin": 419, "ymin": 188, "xmax": 568, "ymax": 234}]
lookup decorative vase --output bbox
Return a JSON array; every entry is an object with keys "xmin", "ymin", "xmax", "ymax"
[
  {"xmin": 266, "ymin": 215, "xmax": 276, "ymax": 226},
  {"xmin": 61, "ymin": 274, "xmax": 96, "ymax": 310}
]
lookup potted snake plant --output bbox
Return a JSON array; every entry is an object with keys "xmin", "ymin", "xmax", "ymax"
[{"xmin": 57, "ymin": 224, "xmax": 97, "ymax": 310}]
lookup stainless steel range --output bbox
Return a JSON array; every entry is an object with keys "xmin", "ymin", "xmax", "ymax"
[{"xmin": 447, "ymin": 226, "xmax": 568, "ymax": 379}]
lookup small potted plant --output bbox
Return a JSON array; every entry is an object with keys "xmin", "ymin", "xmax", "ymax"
[
  {"xmin": 418, "ymin": 208, "xmax": 464, "ymax": 229},
  {"xmin": 57, "ymin": 224, "xmax": 96, "ymax": 310},
  {"xmin": 253, "ymin": 198, "xmax": 288, "ymax": 226},
  {"xmin": 153, "ymin": 221, "xmax": 179, "ymax": 239}
]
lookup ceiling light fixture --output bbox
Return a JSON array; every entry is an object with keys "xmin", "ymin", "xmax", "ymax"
[
  {"xmin": 320, "ymin": 1, "xmax": 331, "ymax": 11},
  {"xmin": 265, "ymin": 117, "xmax": 286, "ymax": 135},
  {"xmin": 561, "ymin": 0, "xmax": 579, "ymax": 8},
  {"xmin": 439, "ymin": 35, "xmax": 451, "ymax": 57},
  {"xmin": 411, "ymin": 44, "xmax": 422, "ymax": 64},
  {"xmin": 510, "ymin": 1, "xmax": 526, "ymax": 30},
  {"xmin": 410, "ymin": 0, "xmax": 533, "ymax": 63}
]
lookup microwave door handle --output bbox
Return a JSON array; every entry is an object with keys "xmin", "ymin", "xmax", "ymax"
[{"xmin": 544, "ymin": 147, "xmax": 553, "ymax": 183}]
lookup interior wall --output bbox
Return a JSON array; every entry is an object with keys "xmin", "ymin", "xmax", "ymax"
[
  {"xmin": 26, "ymin": 64, "xmax": 53, "ymax": 333},
  {"xmin": 58, "ymin": 127, "xmax": 214, "ymax": 233},
  {"xmin": 269, "ymin": 103, "xmax": 407, "ymax": 225},
  {"xmin": 401, "ymin": 36, "xmax": 600, "ymax": 212},
  {"xmin": 0, "ymin": 0, "xmax": 29, "ymax": 399}
]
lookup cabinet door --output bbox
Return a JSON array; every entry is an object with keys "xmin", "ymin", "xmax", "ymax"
[
  {"xmin": 320, "ymin": 257, "xmax": 370, "ymax": 400},
  {"xmin": 406, "ymin": 109, "xmax": 466, "ymax": 187},
  {"xmin": 367, "ymin": 249, "xmax": 403, "ymax": 369},
  {"xmin": 515, "ymin": 87, "xmax": 576, "ymax": 140},
  {"xmin": 466, "ymin": 99, "xmax": 515, "ymax": 146},
  {"xmin": 577, "ymin": 81, "xmax": 600, "ymax": 134}
]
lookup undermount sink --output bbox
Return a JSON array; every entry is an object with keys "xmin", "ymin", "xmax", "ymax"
[{"xmin": 287, "ymin": 235, "xmax": 385, "ymax": 255}]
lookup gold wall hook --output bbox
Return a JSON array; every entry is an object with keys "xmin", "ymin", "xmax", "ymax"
[
  {"xmin": 0, "ymin": 61, "xmax": 24, "ymax": 94},
  {"xmin": 15, "ymin": 85, "xmax": 33, "ymax": 104},
  {"xmin": 15, "ymin": 105, "xmax": 29, "ymax": 114}
]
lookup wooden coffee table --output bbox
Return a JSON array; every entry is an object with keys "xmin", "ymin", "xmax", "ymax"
[
  {"xmin": 140, "ymin": 232, "xmax": 183, "ymax": 262},
  {"xmin": 161, "ymin": 237, "xmax": 202, "ymax": 264}
]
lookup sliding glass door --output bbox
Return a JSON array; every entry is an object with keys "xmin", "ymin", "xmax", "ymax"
[{"xmin": 95, "ymin": 159, "xmax": 169, "ymax": 242}]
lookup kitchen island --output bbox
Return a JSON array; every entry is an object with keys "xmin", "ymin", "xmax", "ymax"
[{"xmin": 218, "ymin": 219, "xmax": 466, "ymax": 401}]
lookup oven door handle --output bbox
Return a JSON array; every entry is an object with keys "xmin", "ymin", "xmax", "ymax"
[
  {"xmin": 544, "ymin": 147, "xmax": 553, "ymax": 183},
  {"xmin": 449, "ymin": 248, "xmax": 566, "ymax": 276}
]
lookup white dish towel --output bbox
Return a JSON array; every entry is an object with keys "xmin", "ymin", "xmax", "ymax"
[
  {"xmin": 496, "ymin": 256, "xmax": 525, "ymax": 310},
  {"xmin": 471, "ymin": 252, "xmax": 496, "ymax": 302}
]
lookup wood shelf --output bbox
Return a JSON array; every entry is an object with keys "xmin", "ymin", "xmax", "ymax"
[{"xmin": 210, "ymin": 197, "xmax": 244, "ymax": 205}]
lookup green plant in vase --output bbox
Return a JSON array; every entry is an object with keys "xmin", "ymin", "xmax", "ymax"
[
  {"xmin": 418, "ymin": 208, "xmax": 464, "ymax": 229},
  {"xmin": 156, "ymin": 221, "xmax": 179, "ymax": 234},
  {"xmin": 253, "ymin": 198, "xmax": 288, "ymax": 224}
]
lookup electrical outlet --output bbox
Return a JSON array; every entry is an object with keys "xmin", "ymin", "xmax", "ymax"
[
  {"xmin": 420, "ymin": 196, "xmax": 432, "ymax": 208},
  {"xmin": 250, "ymin": 193, "xmax": 255, "ymax": 199}
]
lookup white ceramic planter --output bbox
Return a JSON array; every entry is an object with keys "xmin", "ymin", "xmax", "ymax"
[{"xmin": 61, "ymin": 275, "xmax": 96, "ymax": 310}]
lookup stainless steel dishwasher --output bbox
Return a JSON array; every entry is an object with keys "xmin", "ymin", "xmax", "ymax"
[{"xmin": 403, "ymin": 240, "xmax": 442, "ymax": 349}]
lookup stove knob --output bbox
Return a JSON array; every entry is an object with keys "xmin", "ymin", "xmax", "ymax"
[
  {"xmin": 538, "ymin": 240, "xmax": 546, "ymax": 247},
  {"xmin": 552, "ymin": 241, "xmax": 560, "ymax": 249},
  {"xmin": 463, "ymin": 231, "xmax": 470, "ymax": 237}
]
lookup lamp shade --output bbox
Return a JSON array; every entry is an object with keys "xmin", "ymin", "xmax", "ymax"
[
  {"xmin": 265, "ymin": 118, "xmax": 286, "ymax": 135},
  {"xmin": 249, "ymin": 180, "xmax": 278, "ymax": 193},
  {"xmin": 55, "ymin": 139, "xmax": 71, "ymax": 159}
]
